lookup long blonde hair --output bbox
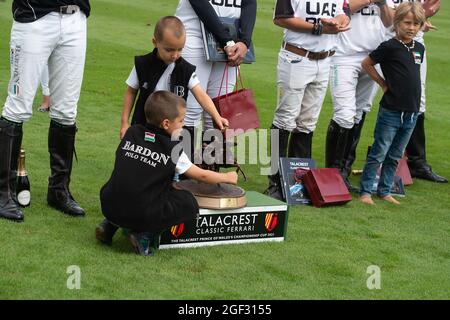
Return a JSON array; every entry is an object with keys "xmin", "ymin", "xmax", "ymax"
[{"xmin": 393, "ymin": 2, "xmax": 426, "ymax": 32}]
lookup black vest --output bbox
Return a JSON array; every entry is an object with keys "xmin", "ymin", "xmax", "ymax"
[
  {"xmin": 12, "ymin": 0, "xmax": 91, "ymax": 22},
  {"xmin": 100, "ymin": 124, "xmax": 198, "ymax": 232},
  {"xmin": 131, "ymin": 49, "xmax": 196, "ymax": 125}
]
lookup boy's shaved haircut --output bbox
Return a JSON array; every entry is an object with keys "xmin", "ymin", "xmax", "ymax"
[
  {"xmin": 394, "ymin": 2, "xmax": 426, "ymax": 30},
  {"xmin": 154, "ymin": 16, "xmax": 185, "ymax": 41},
  {"xmin": 145, "ymin": 91, "xmax": 185, "ymax": 126}
]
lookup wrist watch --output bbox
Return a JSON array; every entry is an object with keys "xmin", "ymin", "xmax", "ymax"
[{"xmin": 225, "ymin": 40, "xmax": 236, "ymax": 48}]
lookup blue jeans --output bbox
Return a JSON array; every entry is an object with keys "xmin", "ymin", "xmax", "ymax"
[{"xmin": 360, "ymin": 107, "xmax": 418, "ymax": 197}]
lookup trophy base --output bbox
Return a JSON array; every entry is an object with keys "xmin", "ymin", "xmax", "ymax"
[
  {"xmin": 173, "ymin": 180, "xmax": 247, "ymax": 209},
  {"xmin": 160, "ymin": 191, "xmax": 288, "ymax": 249}
]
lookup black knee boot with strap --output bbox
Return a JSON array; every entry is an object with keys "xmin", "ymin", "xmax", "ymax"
[
  {"xmin": 0, "ymin": 117, "xmax": 24, "ymax": 222},
  {"xmin": 343, "ymin": 112, "xmax": 366, "ymax": 179},
  {"xmin": 325, "ymin": 119, "xmax": 352, "ymax": 173},
  {"xmin": 288, "ymin": 131, "xmax": 313, "ymax": 159},
  {"xmin": 265, "ymin": 124, "xmax": 290, "ymax": 201},
  {"xmin": 406, "ymin": 113, "xmax": 447, "ymax": 183},
  {"xmin": 47, "ymin": 120, "xmax": 85, "ymax": 216}
]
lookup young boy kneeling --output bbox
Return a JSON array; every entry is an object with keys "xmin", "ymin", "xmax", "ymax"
[
  {"xmin": 97, "ymin": 91, "xmax": 237, "ymax": 255},
  {"xmin": 360, "ymin": 2, "xmax": 426, "ymax": 205}
]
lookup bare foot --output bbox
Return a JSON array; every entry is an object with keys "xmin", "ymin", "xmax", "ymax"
[
  {"xmin": 359, "ymin": 195, "xmax": 375, "ymax": 205},
  {"xmin": 380, "ymin": 195, "xmax": 400, "ymax": 205}
]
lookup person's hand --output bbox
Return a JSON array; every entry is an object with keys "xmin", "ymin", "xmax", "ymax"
[
  {"xmin": 227, "ymin": 42, "xmax": 248, "ymax": 66},
  {"xmin": 338, "ymin": 15, "xmax": 350, "ymax": 29},
  {"xmin": 226, "ymin": 171, "xmax": 238, "ymax": 185},
  {"xmin": 321, "ymin": 18, "xmax": 350, "ymax": 34},
  {"xmin": 422, "ymin": 0, "xmax": 440, "ymax": 18},
  {"xmin": 219, "ymin": 117, "xmax": 229, "ymax": 131},
  {"xmin": 423, "ymin": 20, "xmax": 437, "ymax": 32},
  {"xmin": 120, "ymin": 123, "xmax": 129, "ymax": 139},
  {"xmin": 381, "ymin": 84, "xmax": 389, "ymax": 93}
]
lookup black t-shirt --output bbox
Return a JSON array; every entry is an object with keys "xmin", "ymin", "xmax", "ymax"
[
  {"xmin": 12, "ymin": 1, "xmax": 90, "ymax": 23},
  {"xmin": 370, "ymin": 38, "xmax": 425, "ymax": 113}
]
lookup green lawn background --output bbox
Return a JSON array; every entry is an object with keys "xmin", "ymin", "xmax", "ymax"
[{"xmin": 0, "ymin": 0, "xmax": 449, "ymax": 299}]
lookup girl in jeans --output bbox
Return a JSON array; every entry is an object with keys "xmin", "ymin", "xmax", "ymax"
[{"xmin": 359, "ymin": 2, "xmax": 426, "ymax": 205}]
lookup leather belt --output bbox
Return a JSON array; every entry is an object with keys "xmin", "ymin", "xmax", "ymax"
[
  {"xmin": 282, "ymin": 42, "xmax": 335, "ymax": 60},
  {"xmin": 54, "ymin": 5, "xmax": 80, "ymax": 14}
]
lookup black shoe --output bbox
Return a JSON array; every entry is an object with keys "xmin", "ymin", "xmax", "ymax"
[
  {"xmin": 344, "ymin": 177, "xmax": 360, "ymax": 193},
  {"xmin": 47, "ymin": 189, "xmax": 85, "ymax": 216},
  {"xmin": 264, "ymin": 183, "xmax": 284, "ymax": 201},
  {"xmin": 0, "ymin": 200, "xmax": 24, "ymax": 222},
  {"xmin": 95, "ymin": 219, "xmax": 119, "ymax": 246},
  {"xmin": 264, "ymin": 174, "xmax": 284, "ymax": 201},
  {"xmin": 410, "ymin": 166, "xmax": 448, "ymax": 183},
  {"xmin": 129, "ymin": 232, "xmax": 160, "ymax": 256}
]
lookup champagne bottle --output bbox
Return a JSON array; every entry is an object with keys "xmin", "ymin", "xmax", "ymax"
[{"xmin": 17, "ymin": 149, "xmax": 31, "ymax": 207}]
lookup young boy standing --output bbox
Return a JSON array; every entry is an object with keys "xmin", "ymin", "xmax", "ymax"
[
  {"xmin": 119, "ymin": 16, "xmax": 228, "ymax": 140},
  {"xmin": 98, "ymin": 91, "xmax": 237, "ymax": 256},
  {"xmin": 360, "ymin": 2, "xmax": 426, "ymax": 205}
]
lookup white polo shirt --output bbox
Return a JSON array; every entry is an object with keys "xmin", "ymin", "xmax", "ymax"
[
  {"xmin": 274, "ymin": 0, "xmax": 346, "ymax": 52},
  {"xmin": 335, "ymin": 0, "xmax": 395, "ymax": 56},
  {"xmin": 175, "ymin": 0, "xmax": 242, "ymax": 56},
  {"xmin": 126, "ymin": 63, "xmax": 200, "ymax": 91}
]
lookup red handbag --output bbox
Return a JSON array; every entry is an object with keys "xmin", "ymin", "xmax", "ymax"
[
  {"xmin": 303, "ymin": 168, "xmax": 352, "ymax": 208},
  {"xmin": 212, "ymin": 66, "xmax": 260, "ymax": 138}
]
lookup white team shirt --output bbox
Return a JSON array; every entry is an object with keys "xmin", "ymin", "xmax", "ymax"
[
  {"xmin": 175, "ymin": 0, "xmax": 242, "ymax": 56},
  {"xmin": 274, "ymin": 0, "xmax": 346, "ymax": 52},
  {"xmin": 175, "ymin": 151, "xmax": 193, "ymax": 174},
  {"xmin": 126, "ymin": 64, "xmax": 200, "ymax": 91},
  {"xmin": 385, "ymin": 0, "xmax": 425, "ymax": 43},
  {"xmin": 335, "ymin": 0, "xmax": 395, "ymax": 56}
]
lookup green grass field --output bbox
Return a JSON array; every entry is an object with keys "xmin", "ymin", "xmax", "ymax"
[{"xmin": 0, "ymin": 0, "xmax": 449, "ymax": 300}]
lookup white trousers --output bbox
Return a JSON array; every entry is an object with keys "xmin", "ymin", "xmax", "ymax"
[
  {"xmin": 419, "ymin": 51, "xmax": 427, "ymax": 114},
  {"xmin": 329, "ymin": 55, "xmax": 379, "ymax": 129},
  {"xmin": 2, "ymin": 11, "xmax": 87, "ymax": 125},
  {"xmin": 182, "ymin": 54, "xmax": 236, "ymax": 129},
  {"xmin": 272, "ymin": 48, "xmax": 330, "ymax": 133},
  {"xmin": 40, "ymin": 65, "xmax": 50, "ymax": 96}
]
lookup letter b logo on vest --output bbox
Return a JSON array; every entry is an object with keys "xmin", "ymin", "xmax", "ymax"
[{"xmin": 173, "ymin": 86, "xmax": 185, "ymax": 97}]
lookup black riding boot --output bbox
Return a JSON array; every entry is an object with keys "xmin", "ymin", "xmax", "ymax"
[
  {"xmin": 343, "ymin": 112, "xmax": 366, "ymax": 178},
  {"xmin": 406, "ymin": 113, "xmax": 447, "ymax": 183},
  {"xmin": 47, "ymin": 120, "xmax": 85, "ymax": 216},
  {"xmin": 325, "ymin": 120, "xmax": 352, "ymax": 172},
  {"xmin": 265, "ymin": 124, "xmax": 290, "ymax": 201},
  {"xmin": 0, "ymin": 118, "xmax": 24, "ymax": 222},
  {"xmin": 288, "ymin": 131, "xmax": 313, "ymax": 158}
]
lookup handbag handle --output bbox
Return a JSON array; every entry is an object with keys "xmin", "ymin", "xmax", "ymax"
[{"xmin": 217, "ymin": 65, "xmax": 244, "ymax": 98}]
